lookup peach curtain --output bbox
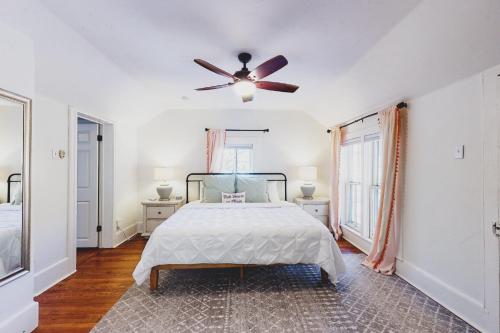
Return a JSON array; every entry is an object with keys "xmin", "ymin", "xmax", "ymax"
[
  {"xmin": 363, "ymin": 106, "xmax": 401, "ymax": 274},
  {"xmin": 206, "ymin": 129, "xmax": 226, "ymax": 172},
  {"xmin": 329, "ymin": 126, "xmax": 342, "ymax": 239}
]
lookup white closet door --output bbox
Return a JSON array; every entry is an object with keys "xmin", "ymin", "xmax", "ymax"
[{"xmin": 77, "ymin": 123, "xmax": 99, "ymax": 248}]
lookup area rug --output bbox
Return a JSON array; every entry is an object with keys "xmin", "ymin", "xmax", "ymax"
[{"xmin": 91, "ymin": 253, "xmax": 478, "ymax": 332}]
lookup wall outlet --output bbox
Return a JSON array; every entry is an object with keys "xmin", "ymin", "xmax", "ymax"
[{"xmin": 454, "ymin": 145, "xmax": 464, "ymax": 159}]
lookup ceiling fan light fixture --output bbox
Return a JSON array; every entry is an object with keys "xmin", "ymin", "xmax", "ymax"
[
  {"xmin": 233, "ymin": 80, "xmax": 256, "ymax": 98},
  {"xmin": 194, "ymin": 53, "xmax": 298, "ymax": 102}
]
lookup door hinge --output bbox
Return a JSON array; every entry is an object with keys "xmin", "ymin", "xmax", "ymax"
[
  {"xmin": 97, "ymin": 134, "xmax": 103, "ymax": 142},
  {"xmin": 96, "ymin": 225, "xmax": 102, "ymax": 232},
  {"xmin": 492, "ymin": 222, "xmax": 500, "ymax": 237}
]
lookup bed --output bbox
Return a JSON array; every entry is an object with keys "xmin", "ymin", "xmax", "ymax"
[
  {"xmin": 0, "ymin": 174, "xmax": 22, "ymax": 277},
  {"xmin": 133, "ymin": 173, "xmax": 346, "ymax": 290}
]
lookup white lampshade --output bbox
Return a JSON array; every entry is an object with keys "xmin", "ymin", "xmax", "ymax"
[
  {"xmin": 298, "ymin": 166, "xmax": 317, "ymax": 181},
  {"xmin": 153, "ymin": 167, "xmax": 173, "ymax": 182}
]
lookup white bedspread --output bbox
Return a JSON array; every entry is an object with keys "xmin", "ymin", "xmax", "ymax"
[
  {"xmin": 0, "ymin": 203, "xmax": 22, "ymax": 277},
  {"xmin": 133, "ymin": 202, "xmax": 345, "ymax": 285}
]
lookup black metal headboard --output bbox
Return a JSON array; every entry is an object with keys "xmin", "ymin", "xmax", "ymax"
[
  {"xmin": 7, "ymin": 173, "xmax": 21, "ymax": 203},
  {"xmin": 185, "ymin": 172, "xmax": 287, "ymax": 203}
]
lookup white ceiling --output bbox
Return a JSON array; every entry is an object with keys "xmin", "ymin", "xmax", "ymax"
[{"xmin": 40, "ymin": 0, "xmax": 421, "ymax": 112}]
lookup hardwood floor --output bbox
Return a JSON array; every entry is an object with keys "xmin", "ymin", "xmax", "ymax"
[
  {"xmin": 34, "ymin": 236, "xmax": 147, "ymax": 333},
  {"xmin": 34, "ymin": 235, "xmax": 360, "ymax": 333}
]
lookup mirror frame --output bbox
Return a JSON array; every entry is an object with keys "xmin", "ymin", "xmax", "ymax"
[{"xmin": 0, "ymin": 88, "xmax": 31, "ymax": 286}]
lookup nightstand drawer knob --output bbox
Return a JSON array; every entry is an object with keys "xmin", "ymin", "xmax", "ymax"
[
  {"xmin": 157, "ymin": 211, "xmax": 161, "ymax": 215},
  {"xmin": 315, "ymin": 209, "xmax": 318, "ymax": 212}
]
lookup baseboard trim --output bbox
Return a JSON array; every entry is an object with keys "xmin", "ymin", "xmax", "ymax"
[
  {"xmin": 0, "ymin": 301, "xmax": 38, "ymax": 333},
  {"xmin": 113, "ymin": 223, "xmax": 138, "ymax": 247},
  {"xmin": 33, "ymin": 257, "xmax": 74, "ymax": 296},
  {"xmin": 396, "ymin": 258, "xmax": 488, "ymax": 333}
]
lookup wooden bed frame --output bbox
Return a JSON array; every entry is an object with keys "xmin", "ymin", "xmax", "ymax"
[
  {"xmin": 149, "ymin": 264, "xmax": 329, "ymax": 290},
  {"xmin": 149, "ymin": 172, "xmax": 328, "ymax": 291}
]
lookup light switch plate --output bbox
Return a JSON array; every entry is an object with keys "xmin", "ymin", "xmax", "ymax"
[{"xmin": 454, "ymin": 145, "xmax": 464, "ymax": 159}]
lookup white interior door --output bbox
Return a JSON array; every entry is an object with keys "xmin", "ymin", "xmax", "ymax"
[{"xmin": 77, "ymin": 122, "xmax": 99, "ymax": 248}]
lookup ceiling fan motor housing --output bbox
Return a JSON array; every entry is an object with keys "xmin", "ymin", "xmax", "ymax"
[
  {"xmin": 238, "ymin": 52, "xmax": 252, "ymax": 65},
  {"xmin": 236, "ymin": 52, "xmax": 252, "ymax": 79}
]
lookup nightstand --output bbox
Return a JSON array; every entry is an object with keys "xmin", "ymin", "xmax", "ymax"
[
  {"xmin": 294, "ymin": 197, "xmax": 330, "ymax": 227},
  {"xmin": 141, "ymin": 199, "xmax": 183, "ymax": 237}
]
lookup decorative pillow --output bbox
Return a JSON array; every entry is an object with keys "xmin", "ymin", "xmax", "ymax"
[
  {"xmin": 267, "ymin": 181, "xmax": 281, "ymax": 203},
  {"xmin": 202, "ymin": 175, "xmax": 236, "ymax": 203},
  {"xmin": 236, "ymin": 176, "xmax": 269, "ymax": 203},
  {"xmin": 222, "ymin": 192, "xmax": 246, "ymax": 203}
]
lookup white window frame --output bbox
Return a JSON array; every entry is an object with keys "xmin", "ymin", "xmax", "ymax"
[
  {"xmin": 221, "ymin": 143, "xmax": 254, "ymax": 173},
  {"xmin": 221, "ymin": 134, "xmax": 258, "ymax": 173},
  {"xmin": 339, "ymin": 119, "xmax": 381, "ymax": 252}
]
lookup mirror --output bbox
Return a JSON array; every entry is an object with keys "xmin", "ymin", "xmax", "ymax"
[{"xmin": 0, "ymin": 88, "xmax": 31, "ymax": 285}]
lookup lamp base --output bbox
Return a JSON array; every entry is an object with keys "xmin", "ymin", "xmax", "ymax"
[
  {"xmin": 157, "ymin": 185, "xmax": 172, "ymax": 201},
  {"xmin": 300, "ymin": 184, "xmax": 316, "ymax": 199}
]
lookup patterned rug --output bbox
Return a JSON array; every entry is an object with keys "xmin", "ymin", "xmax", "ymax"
[{"xmin": 91, "ymin": 253, "xmax": 478, "ymax": 332}]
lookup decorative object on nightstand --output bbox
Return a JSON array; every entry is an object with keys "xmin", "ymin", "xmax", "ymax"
[
  {"xmin": 298, "ymin": 166, "xmax": 317, "ymax": 199},
  {"xmin": 141, "ymin": 198, "xmax": 183, "ymax": 237},
  {"xmin": 154, "ymin": 167, "xmax": 173, "ymax": 200},
  {"xmin": 294, "ymin": 197, "xmax": 329, "ymax": 227}
]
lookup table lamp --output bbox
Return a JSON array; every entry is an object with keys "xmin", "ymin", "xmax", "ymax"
[
  {"xmin": 298, "ymin": 166, "xmax": 317, "ymax": 199},
  {"xmin": 154, "ymin": 167, "xmax": 173, "ymax": 201}
]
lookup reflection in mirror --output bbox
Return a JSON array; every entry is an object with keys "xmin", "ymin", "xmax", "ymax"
[{"xmin": 0, "ymin": 97, "xmax": 24, "ymax": 281}]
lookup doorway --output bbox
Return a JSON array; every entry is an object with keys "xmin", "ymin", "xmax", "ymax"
[
  {"xmin": 77, "ymin": 118, "xmax": 100, "ymax": 248},
  {"xmin": 67, "ymin": 108, "xmax": 115, "ymax": 273}
]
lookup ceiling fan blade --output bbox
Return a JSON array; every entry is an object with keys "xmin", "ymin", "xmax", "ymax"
[
  {"xmin": 194, "ymin": 59, "xmax": 237, "ymax": 80},
  {"xmin": 242, "ymin": 95, "xmax": 253, "ymax": 103},
  {"xmin": 248, "ymin": 55, "xmax": 288, "ymax": 80},
  {"xmin": 195, "ymin": 83, "xmax": 234, "ymax": 91},
  {"xmin": 255, "ymin": 81, "xmax": 299, "ymax": 93}
]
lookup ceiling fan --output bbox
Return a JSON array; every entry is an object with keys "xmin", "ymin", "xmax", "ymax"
[{"xmin": 194, "ymin": 52, "xmax": 299, "ymax": 102}]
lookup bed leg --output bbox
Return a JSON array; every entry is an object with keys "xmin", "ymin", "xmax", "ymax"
[
  {"xmin": 150, "ymin": 267, "xmax": 159, "ymax": 291},
  {"xmin": 239, "ymin": 267, "xmax": 244, "ymax": 281},
  {"xmin": 320, "ymin": 268, "xmax": 328, "ymax": 284}
]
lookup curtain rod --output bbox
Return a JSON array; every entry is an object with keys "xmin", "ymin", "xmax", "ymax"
[
  {"xmin": 326, "ymin": 102, "xmax": 407, "ymax": 133},
  {"xmin": 205, "ymin": 128, "xmax": 269, "ymax": 133}
]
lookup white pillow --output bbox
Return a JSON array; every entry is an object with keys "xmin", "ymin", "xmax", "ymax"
[
  {"xmin": 222, "ymin": 192, "xmax": 246, "ymax": 203},
  {"xmin": 267, "ymin": 181, "xmax": 280, "ymax": 203},
  {"xmin": 12, "ymin": 187, "xmax": 22, "ymax": 205}
]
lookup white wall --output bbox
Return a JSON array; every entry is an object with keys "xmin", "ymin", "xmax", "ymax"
[
  {"xmin": 0, "ymin": 19, "xmax": 38, "ymax": 333},
  {"xmin": 138, "ymin": 109, "xmax": 330, "ymax": 208},
  {"xmin": 31, "ymin": 95, "xmax": 72, "ymax": 295},
  {"xmin": 393, "ymin": 72, "xmax": 497, "ymax": 332}
]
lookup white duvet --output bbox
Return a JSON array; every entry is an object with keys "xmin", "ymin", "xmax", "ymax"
[
  {"xmin": 133, "ymin": 202, "xmax": 345, "ymax": 285},
  {"xmin": 0, "ymin": 203, "xmax": 22, "ymax": 277}
]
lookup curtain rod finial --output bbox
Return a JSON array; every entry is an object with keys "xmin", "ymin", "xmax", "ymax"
[{"xmin": 396, "ymin": 102, "xmax": 407, "ymax": 109}]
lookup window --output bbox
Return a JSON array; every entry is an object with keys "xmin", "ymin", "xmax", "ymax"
[
  {"xmin": 339, "ymin": 129, "xmax": 382, "ymax": 241},
  {"xmin": 221, "ymin": 143, "xmax": 254, "ymax": 173}
]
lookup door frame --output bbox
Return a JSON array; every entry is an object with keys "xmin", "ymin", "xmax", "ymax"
[
  {"xmin": 480, "ymin": 64, "xmax": 500, "ymax": 333},
  {"xmin": 67, "ymin": 107, "xmax": 115, "ymax": 269}
]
